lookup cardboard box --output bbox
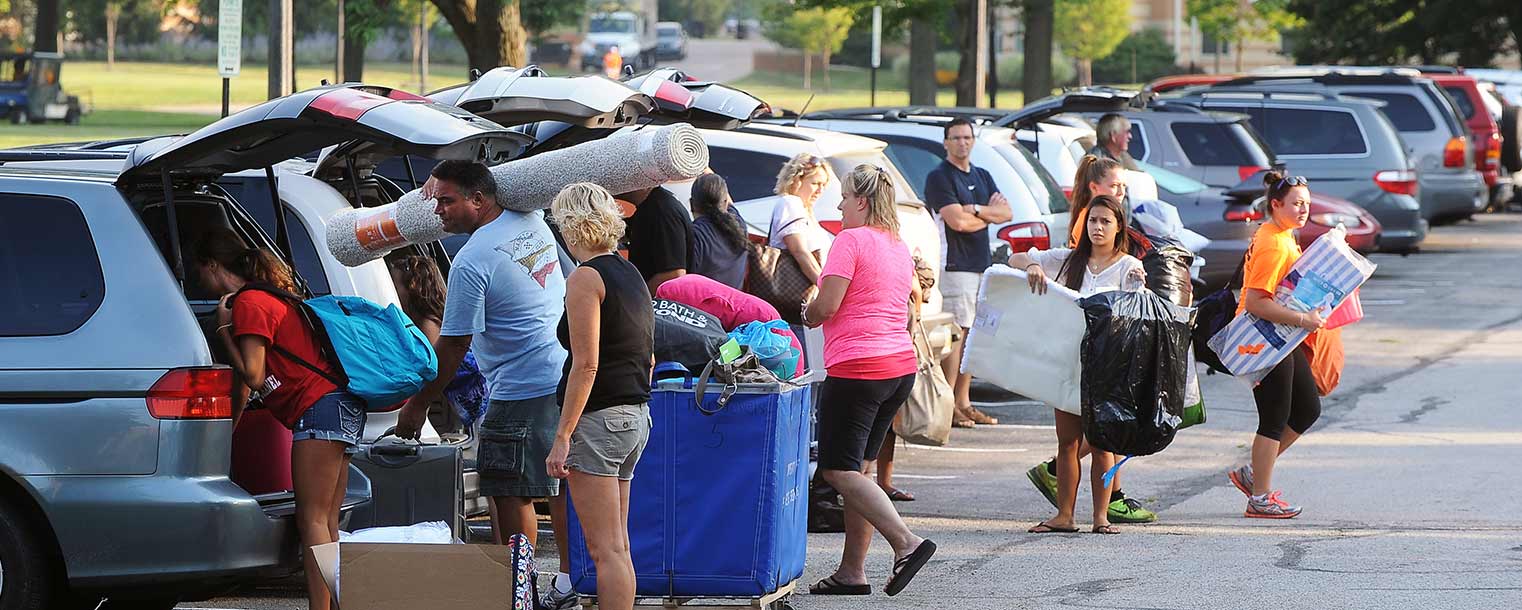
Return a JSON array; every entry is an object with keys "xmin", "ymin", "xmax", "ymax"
[{"xmin": 310, "ymin": 542, "xmax": 513, "ymax": 609}]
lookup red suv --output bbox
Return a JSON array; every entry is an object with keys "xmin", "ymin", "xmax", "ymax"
[{"xmin": 1429, "ymin": 73, "xmax": 1507, "ymax": 206}]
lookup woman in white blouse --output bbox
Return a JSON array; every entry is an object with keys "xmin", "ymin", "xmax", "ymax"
[
  {"xmin": 1006, "ymin": 194, "xmax": 1145, "ymax": 536},
  {"xmin": 769, "ymin": 153, "xmax": 835, "ymax": 299}
]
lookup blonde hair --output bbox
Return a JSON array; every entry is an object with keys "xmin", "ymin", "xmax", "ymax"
[
  {"xmin": 550, "ymin": 183, "xmax": 625, "ymax": 252},
  {"xmin": 773, "ymin": 152, "xmax": 829, "ymax": 197},
  {"xmin": 844, "ymin": 164, "xmax": 900, "ymax": 236}
]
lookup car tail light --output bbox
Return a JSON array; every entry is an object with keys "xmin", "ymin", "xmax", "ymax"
[
  {"xmin": 147, "ymin": 367, "xmax": 233, "ymax": 419},
  {"xmin": 1373, "ymin": 169, "xmax": 1419, "ymax": 195},
  {"xmin": 1310, "ymin": 213, "xmax": 1364, "ymax": 228},
  {"xmin": 819, "ymin": 220, "xmax": 842, "ymax": 235},
  {"xmin": 1238, "ymin": 166, "xmax": 1267, "ymax": 181},
  {"xmin": 647, "ymin": 80, "xmax": 695, "ymax": 114},
  {"xmin": 1225, "ymin": 207, "xmax": 1264, "ymax": 222},
  {"xmin": 1484, "ymin": 132, "xmax": 1502, "ymax": 170},
  {"xmin": 1442, "ymin": 136, "xmax": 1467, "ymax": 167},
  {"xmin": 997, "ymin": 222, "xmax": 1050, "ymax": 252}
]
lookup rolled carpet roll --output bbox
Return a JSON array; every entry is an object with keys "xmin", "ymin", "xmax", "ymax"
[{"xmin": 326, "ymin": 123, "xmax": 710, "ymax": 267}]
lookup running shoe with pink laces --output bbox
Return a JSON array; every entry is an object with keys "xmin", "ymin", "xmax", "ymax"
[
  {"xmin": 1228, "ymin": 465, "xmax": 1254, "ymax": 496},
  {"xmin": 1246, "ymin": 491, "xmax": 1301, "ymax": 519}
]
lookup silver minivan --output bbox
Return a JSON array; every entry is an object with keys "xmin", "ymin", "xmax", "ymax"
[
  {"xmin": 1219, "ymin": 70, "xmax": 1487, "ymax": 224},
  {"xmin": 0, "ymin": 84, "xmax": 524, "ymax": 609}
]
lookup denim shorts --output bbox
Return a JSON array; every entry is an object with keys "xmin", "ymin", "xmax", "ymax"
[
  {"xmin": 567, "ymin": 404, "xmax": 651, "ymax": 481},
  {"xmin": 477, "ymin": 393, "xmax": 561, "ymax": 498},
  {"xmin": 292, "ymin": 391, "xmax": 367, "ymax": 453}
]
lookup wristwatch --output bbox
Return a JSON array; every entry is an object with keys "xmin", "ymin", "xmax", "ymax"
[{"xmin": 972, "ymin": 204, "xmax": 982, "ymax": 218}]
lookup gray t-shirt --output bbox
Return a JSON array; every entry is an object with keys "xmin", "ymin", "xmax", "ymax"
[{"xmin": 441, "ymin": 210, "xmax": 568, "ymax": 401}]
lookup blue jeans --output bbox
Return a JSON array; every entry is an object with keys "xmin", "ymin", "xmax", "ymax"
[{"xmin": 292, "ymin": 391, "xmax": 367, "ymax": 452}]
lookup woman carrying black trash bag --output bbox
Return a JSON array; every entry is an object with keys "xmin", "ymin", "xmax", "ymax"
[
  {"xmin": 1007, "ymin": 195, "xmax": 1146, "ymax": 535},
  {"xmin": 544, "ymin": 183, "xmax": 655, "ymax": 610},
  {"xmin": 1225, "ymin": 171, "xmax": 1324, "ymax": 519},
  {"xmin": 803, "ymin": 164, "xmax": 936, "ymax": 597},
  {"xmin": 195, "ymin": 230, "xmax": 359, "ymax": 610}
]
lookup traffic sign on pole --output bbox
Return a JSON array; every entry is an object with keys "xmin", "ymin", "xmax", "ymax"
[{"xmin": 218, "ymin": 0, "xmax": 243, "ymax": 78}]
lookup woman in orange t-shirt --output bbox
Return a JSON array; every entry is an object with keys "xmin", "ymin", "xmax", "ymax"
[
  {"xmin": 1066, "ymin": 155, "xmax": 1126, "ymax": 247},
  {"xmin": 1225, "ymin": 171, "xmax": 1326, "ymax": 520}
]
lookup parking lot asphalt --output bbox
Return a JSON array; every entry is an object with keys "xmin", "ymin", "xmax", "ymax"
[{"xmin": 181, "ymin": 211, "xmax": 1522, "ymax": 610}]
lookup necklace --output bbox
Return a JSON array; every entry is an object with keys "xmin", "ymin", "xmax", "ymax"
[{"xmin": 1087, "ymin": 249, "xmax": 1122, "ymax": 274}]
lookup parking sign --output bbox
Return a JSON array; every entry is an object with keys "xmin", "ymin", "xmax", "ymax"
[{"xmin": 218, "ymin": 0, "xmax": 242, "ymax": 77}]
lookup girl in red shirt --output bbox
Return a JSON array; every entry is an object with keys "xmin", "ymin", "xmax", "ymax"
[{"xmin": 193, "ymin": 229, "xmax": 359, "ymax": 610}]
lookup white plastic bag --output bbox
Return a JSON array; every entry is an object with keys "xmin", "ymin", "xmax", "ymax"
[{"xmin": 340, "ymin": 521, "xmax": 454, "ymax": 544}]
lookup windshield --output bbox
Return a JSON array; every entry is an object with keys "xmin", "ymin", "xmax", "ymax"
[
  {"xmin": 590, "ymin": 16, "xmax": 637, "ymax": 34},
  {"xmin": 658, "ymin": 25, "xmax": 680, "ymax": 37}
]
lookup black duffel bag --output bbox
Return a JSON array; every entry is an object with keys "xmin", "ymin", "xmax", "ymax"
[{"xmin": 653, "ymin": 299, "xmax": 729, "ymax": 373}]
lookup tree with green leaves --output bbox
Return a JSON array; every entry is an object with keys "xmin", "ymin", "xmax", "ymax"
[
  {"xmin": 522, "ymin": 0, "xmax": 584, "ymax": 42},
  {"xmin": 1054, "ymin": 0, "xmax": 1129, "ymax": 86},
  {"xmin": 1092, "ymin": 28, "xmax": 1179, "ymax": 84},
  {"xmin": 1284, "ymin": 0, "xmax": 1520, "ymax": 68},
  {"xmin": 343, "ymin": 0, "xmax": 401, "ymax": 82},
  {"xmin": 428, "ymin": 0, "xmax": 528, "ymax": 76},
  {"xmin": 795, "ymin": 0, "xmax": 949, "ymax": 104},
  {"xmin": 1188, "ymin": 0, "xmax": 1300, "ymax": 72},
  {"xmin": 796, "ymin": 6, "xmax": 853, "ymax": 90}
]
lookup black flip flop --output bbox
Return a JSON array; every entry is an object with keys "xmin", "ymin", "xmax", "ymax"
[
  {"xmin": 1027, "ymin": 521, "xmax": 1080, "ymax": 534},
  {"xmin": 809, "ymin": 576, "xmax": 870, "ymax": 596},
  {"xmin": 884, "ymin": 487, "xmax": 916, "ymax": 502},
  {"xmin": 884, "ymin": 539, "xmax": 936, "ymax": 596}
]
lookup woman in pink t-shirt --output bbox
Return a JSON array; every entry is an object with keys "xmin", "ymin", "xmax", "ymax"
[{"xmin": 802, "ymin": 164, "xmax": 936, "ymax": 598}]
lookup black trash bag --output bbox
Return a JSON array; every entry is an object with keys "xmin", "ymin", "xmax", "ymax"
[
  {"xmin": 1141, "ymin": 234, "xmax": 1195, "ymax": 307},
  {"xmin": 1078, "ymin": 289, "xmax": 1191, "ymax": 457},
  {"xmin": 653, "ymin": 299, "xmax": 729, "ymax": 373}
]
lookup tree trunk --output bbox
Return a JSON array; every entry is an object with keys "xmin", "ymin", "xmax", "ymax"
[
  {"xmin": 908, "ymin": 18, "xmax": 938, "ymax": 105},
  {"xmin": 1234, "ymin": 35, "xmax": 1244, "ymax": 72},
  {"xmin": 412, "ymin": 10, "xmax": 423, "ymax": 86},
  {"xmin": 1078, "ymin": 58, "xmax": 1092, "ymax": 87},
  {"xmin": 803, "ymin": 51, "xmax": 812, "ymax": 90},
  {"xmin": 421, "ymin": 10, "xmax": 431, "ymax": 92},
  {"xmin": 34, "ymin": 0, "xmax": 59, "ymax": 52},
  {"xmin": 105, "ymin": 3, "xmax": 120, "ymax": 70},
  {"xmin": 343, "ymin": 32, "xmax": 366, "ymax": 82},
  {"xmin": 472, "ymin": 0, "xmax": 526, "ymax": 74},
  {"xmin": 954, "ymin": 0, "xmax": 977, "ymax": 107},
  {"xmin": 1022, "ymin": 0, "xmax": 1054, "ymax": 104},
  {"xmin": 822, "ymin": 49, "xmax": 831, "ymax": 91}
]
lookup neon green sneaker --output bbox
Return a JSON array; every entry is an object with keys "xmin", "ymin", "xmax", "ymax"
[
  {"xmin": 1107, "ymin": 495, "xmax": 1157, "ymax": 523},
  {"xmin": 1026, "ymin": 461, "xmax": 1059, "ymax": 508}
]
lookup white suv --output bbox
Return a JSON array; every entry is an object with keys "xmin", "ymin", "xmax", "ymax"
[
  {"xmin": 659, "ymin": 123, "xmax": 960, "ymax": 356},
  {"xmin": 778, "ymin": 111, "xmax": 1071, "ymax": 259}
]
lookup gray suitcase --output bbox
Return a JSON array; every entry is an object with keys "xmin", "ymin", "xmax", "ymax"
[{"xmin": 346, "ymin": 434, "xmax": 464, "ymax": 537}]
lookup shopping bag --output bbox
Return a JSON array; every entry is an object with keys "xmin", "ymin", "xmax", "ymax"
[
  {"xmin": 895, "ymin": 321, "xmax": 954, "ymax": 446},
  {"xmin": 1208, "ymin": 227, "xmax": 1375, "ymax": 385},
  {"xmin": 1179, "ymin": 350, "xmax": 1206, "ymax": 429},
  {"xmin": 1324, "ymin": 288, "xmax": 1364, "ymax": 330},
  {"xmin": 745, "ymin": 244, "xmax": 813, "ymax": 323}
]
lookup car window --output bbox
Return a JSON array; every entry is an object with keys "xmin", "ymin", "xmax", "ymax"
[
  {"xmin": 878, "ymin": 137, "xmax": 950, "ymax": 200},
  {"xmin": 1169, "ymin": 121, "xmax": 1272, "ymax": 167},
  {"xmin": 1135, "ymin": 160, "xmax": 1206, "ymax": 195},
  {"xmin": 707, "ymin": 149, "xmax": 789, "ymax": 201},
  {"xmin": 0, "ymin": 194, "xmax": 106, "ymax": 336},
  {"xmin": 217, "ymin": 179, "xmax": 332, "ymax": 296},
  {"xmin": 1443, "ymin": 86, "xmax": 1477, "ymax": 120},
  {"xmin": 1350, "ymin": 92, "xmax": 1437, "ymax": 132},
  {"xmin": 1128, "ymin": 123, "xmax": 1147, "ymax": 161},
  {"xmin": 1252, "ymin": 107, "xmax": 1369, "ymax": 156},
  {"xmin": 996, "ymin": 143, "xmax": 1069, "ymax": 214}
]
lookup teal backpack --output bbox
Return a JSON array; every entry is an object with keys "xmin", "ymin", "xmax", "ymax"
[{"xmin": 236, "ymin": 284, "xmax": 438, "ymax": 410}]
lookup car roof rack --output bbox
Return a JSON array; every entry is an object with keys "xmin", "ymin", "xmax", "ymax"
[
  {"xmin": 0, "ymin": 150, "xmax": 130, "ymax": 165},
  {"xmin": 801, "ymin": 106, "xmax": 1007, "ymax": 125},
  {"xmin": 1221, "ymin": 68, "xmax": 1426, "ymax": 88}
]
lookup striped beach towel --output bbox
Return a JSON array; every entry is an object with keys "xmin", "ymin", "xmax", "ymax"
[{"xmin": 1207, "ymin": 228, "xmax": 1376, "ymax": 385}]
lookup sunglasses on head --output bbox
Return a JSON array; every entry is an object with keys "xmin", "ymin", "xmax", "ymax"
[{"xmin": 1276, "ymin": 175, "xmax": 1309, "ymax": 189}]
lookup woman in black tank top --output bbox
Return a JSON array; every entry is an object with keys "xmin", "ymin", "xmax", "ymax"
[{"xmin": 544, "ymin": 183, "xmax": 654, "ymax": 610}]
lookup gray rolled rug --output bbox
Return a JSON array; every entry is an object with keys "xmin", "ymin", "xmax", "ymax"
[{"xmin": 327, "ymin": 123, "xmax": 709, "ymax": 267}]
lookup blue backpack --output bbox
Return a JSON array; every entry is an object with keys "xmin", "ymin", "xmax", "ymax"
[{"xmin": 236, "ymin": 284, "xmax": 438, "ymax": 410}]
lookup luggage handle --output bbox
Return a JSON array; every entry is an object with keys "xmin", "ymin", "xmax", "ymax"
[{"xmin": 370, "ymin": 426, "xmax": 432, "ymax": 457}]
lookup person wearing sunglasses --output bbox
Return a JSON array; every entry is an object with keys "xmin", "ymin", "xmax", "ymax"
[
  {"xmin": 769, "ymin": 153, "xmax": 836, "ymax": 300},
  {"xmin": 1226, "ymin": 171, "xmax": 1325, "ymax": 519},
  {"xmin": 923, "ymin": 117, "xmax": 1012, "ymax": 428}
]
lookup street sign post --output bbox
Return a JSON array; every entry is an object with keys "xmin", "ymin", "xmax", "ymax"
[
  {"xmin": 870, "ymin": 5, "xmax": 881, "ymax": 106},
  {"xmin": 218, "ymin": 0, "xmax": 242, "ymax": 117}
]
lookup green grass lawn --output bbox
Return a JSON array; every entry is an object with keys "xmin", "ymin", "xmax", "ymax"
[
  {"xmin": 2, "ymin": 61, "xmax": 1029, "ymax": 150},
  {"xmin": 1, "ymin": 60, "xmax": 470, "ymax": 149},
  {"xmin": 732, "ymin": 68, "xmax": 1026, "ymax": 113}
]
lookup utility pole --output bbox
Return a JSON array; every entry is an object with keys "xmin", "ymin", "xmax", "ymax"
[
  {"xmin": 268, "ymin": 0, "xmax": 294, "ymax": 99},
  {"xmin": 973, "ymin": 0, "xmax": 988, "ymax": 108},
  {"xmin": 337, "ymin": 0, "xmax": 346, "ymax": 83}
]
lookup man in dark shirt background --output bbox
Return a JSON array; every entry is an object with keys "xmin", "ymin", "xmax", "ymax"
[
  {"xmin": 924, "ymin": 117, "xmax": 1012, "ymax": 427},
  {"xmin": 620, "ymin": 186, "xmax": 694, "ymax": 294}
]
